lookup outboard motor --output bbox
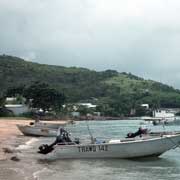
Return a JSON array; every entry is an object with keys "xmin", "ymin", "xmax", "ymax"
[
  {"xmin": 126, "ymin": 127, "xmax": 148, "ymax": 138},
  {"xmin": 38, "ymin": 128, "xmax": 80, "ymax": 154},
  {"xmin": 38, "ymin": 144, "xmax": 54, "ymax": 154},
  {"xmin": 74, "ymin": 138, "xmax": 80, "ymax": 144},
  {"xmin": 29, "ymin": 122, "xmax": 34, "ymax": 126}
]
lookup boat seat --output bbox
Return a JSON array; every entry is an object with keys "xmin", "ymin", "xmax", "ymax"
[{"xmin": 109, "ymin": 140, "xmax": 121, "ymax": 143}]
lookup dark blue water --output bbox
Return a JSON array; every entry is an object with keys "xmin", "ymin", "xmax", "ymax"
[{"xmin": 1, "ymin": 120, "xmax": 180, "ymax": 180}]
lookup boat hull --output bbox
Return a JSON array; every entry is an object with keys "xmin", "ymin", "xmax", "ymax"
[
  {"xmin": 17, "ymin": 125, "xmax": 57, "ymax": 137},
  {"xmin": 45, "ymin": 134, "xmax": 180, "ymax": 159},
  {"xmin": 33, "ymin": 123, "xmax": 65, "ymax": 129}
]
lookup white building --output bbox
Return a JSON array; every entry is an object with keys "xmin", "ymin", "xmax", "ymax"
[
  {"xmin": 77, "ymin": 103, "xmax": 97, "ymax": 108},
  {"xmin": 6, "ymin": 97, "xmax": 17, "ymax": 102},
  {"xmin": 141, "ymin": 104, "xmax": 149, "ymax": 109},
  {"xmin": 153, "ymin": 109, "xmax": 175, "ymax": 119},
  {"xmin": 5, "ymin": 104, "xmax": 29, "ymax": 115},
  {"xmin": 71, "ymin": 111, "xmax": 80, "ymax": 117}
]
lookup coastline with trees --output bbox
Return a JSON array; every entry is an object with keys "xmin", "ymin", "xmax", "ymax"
[{"xmin": 1, "ymin": 55, "xmax": 180, "ymax": 119}]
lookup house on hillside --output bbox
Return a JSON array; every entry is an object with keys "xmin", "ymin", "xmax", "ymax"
[
  {"xmin": 77, "ymin": 103, "xmax": 97, "ymax": 108},
  {"xmin": 153, "ymin": 109, "xmax": 175, "ymax": 119},
  {"xmin": 67, "ymin": 103, "xmax": 98, "ymax": 118},
  {"xmin": 5, "ymin": 97, "xmax": 30, "ymax": 115},
  {"xmin": 5, "ymin": 104, "xmax": 29, "ymax": 115},
  {"xmin": 141, "ymin": 104, "xmax": 149, "ymax": 109}
]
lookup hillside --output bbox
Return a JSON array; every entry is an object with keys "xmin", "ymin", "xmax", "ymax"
[
  {"xmin": 0, "ymin": 55, "xmax": 118, "ymax": 101},
  {"xmin": 1, "ymin": 54, "xmax": 180, "ymax": 116}
]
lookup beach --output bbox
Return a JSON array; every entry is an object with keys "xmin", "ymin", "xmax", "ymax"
[
  {"xmin": 0, "ymin": 119, "xmax": 180, "ymax": 180},
  {"xmin": 0, "ymin": 118, "xmax": 31, "ymax": 160},
  {"xmin": 0, "ymin": 118, "xmax": 68, "ymax": 160}
]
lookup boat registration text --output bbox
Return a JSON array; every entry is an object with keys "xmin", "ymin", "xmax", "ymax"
[{"xmin": 78, "ymin": 145, "xmax": 108, "ymax": 153}]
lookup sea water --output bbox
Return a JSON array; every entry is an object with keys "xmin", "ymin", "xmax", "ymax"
[{"xmin": 1, "ymin": 120, "xmax": 180, "ymax": 180}]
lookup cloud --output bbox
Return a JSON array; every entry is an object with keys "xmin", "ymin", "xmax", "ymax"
[{"xmin": 1, "ymin": 0, "xmax": 180, "ymax": 88}]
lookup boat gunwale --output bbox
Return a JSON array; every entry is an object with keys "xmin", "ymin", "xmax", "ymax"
[
  {"xmin": 54, "ymin": 134, "xmax": 180, "ymax": 148},
  {"xmin": 16, "ymin": 124, "xmax": 58, "ymax": 130}
]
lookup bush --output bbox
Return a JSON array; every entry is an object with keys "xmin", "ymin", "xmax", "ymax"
[
  {"xmin": 0, "ymin": 107, "xmax": 14, "ymax": 117},
  {"xmin": 19, "ymin": 111, "xmax": 35, "ymax": 118}
]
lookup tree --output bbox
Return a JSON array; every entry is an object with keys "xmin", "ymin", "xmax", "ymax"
[
  {"xmin": 24, "ymin": 82, "xmax": 66, "ymax": 112},
  {"xmin": 0, "ymin": 95, "xmax": 5, "ymax": 107},
  {"xmin": 77, "ymin": 105, "xmax": 92, "ymax": 116},
  {"xmin": 0, "ymin": 94, "xmax": 10, "ymax": 117},
  {"xmin": 6, "ymin": 85, "xmax": 25, "ymax": 97},
  {"xmin": 135, "ymin": 106, "xmax": 151, "ymax": 117}
]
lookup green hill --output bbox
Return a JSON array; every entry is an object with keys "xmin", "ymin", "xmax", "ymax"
[{"xmin": 1, "ymin": 54, "xmax": 180, "ymax": 116}]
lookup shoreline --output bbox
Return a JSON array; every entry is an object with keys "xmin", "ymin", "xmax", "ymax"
[
  {"xmin": 0, "ymin": 119, "xmax": 30, "ymax": 160},
  {"xmin": 0, "ymin": 118, "xmax": 68, "ymax": 160},
  {"xmin": 0, "ymin": 117, "xmax": 142, "ymax": 160},
  {"xmin": 74, "ymin": 116, "xmax": 141, "ymax": 121}
]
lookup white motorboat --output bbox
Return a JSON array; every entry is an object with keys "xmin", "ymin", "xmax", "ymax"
[
  {"xmin": 17, "ymin": 124, "xmax": 57, "ymax": 137},
  {"xmin": 38, "ymin": 129, "xmax": 180, "ymax": 159}
]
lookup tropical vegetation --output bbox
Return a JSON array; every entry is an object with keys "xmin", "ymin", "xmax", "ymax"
[{"xmin": 1, "ymin": 54, "xmax": 180, "ymax": 117}]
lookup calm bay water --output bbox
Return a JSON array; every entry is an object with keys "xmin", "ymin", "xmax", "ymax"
[{"xmin": 1, "ymin": 120, "xmax": 180, "ymax": 180}]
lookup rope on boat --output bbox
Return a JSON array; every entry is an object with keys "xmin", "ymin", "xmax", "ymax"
[
  {"xmin": 164, "ymin": 135, "xmax": 180, "ymax": 149},
  {"xmin": 85, "ymin": 120, "xmax": 95, "ymax": 144},
  {"xmin": 160, "ymin": 122, "xmax": 180, "ymax": 149}
]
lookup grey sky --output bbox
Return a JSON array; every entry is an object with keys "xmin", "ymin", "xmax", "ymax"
[{"xmin": 1, "ymin": 0, "xmax": 180, "ymax": 88}]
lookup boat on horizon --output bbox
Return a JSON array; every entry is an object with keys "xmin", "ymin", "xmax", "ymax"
[{"xmin": 141, "ymin": 109, "xmax": 178, "ymax": 125}]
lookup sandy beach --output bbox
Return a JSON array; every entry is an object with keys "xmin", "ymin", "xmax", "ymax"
[
  {"xmin": 0, "ymin": 118, "xmax": 68, "ymax": 160},
  {"xmin": 0, "ymin": 118, "xmax": 31, "ymax": 160},
  {"xmin": 0, "ymin": 120, "xmax": 180, "ymax": 180}
]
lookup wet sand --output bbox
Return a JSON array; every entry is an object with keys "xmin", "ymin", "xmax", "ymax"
[
  {"xmin": 0, "ymin": 118, "xmax": 68, "ymax": 160},
  {"xmin": 0, "ymin": 118, "xmax": 31, "ymax": 160},
  {"xmin": 1, "ymin": 120, "xmax": 180, "ymax": 180}
]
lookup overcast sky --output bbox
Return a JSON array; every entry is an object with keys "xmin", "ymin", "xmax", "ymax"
[{"xmin": 1, "ymin": 0, "xmax": 180, "ymax": 88}]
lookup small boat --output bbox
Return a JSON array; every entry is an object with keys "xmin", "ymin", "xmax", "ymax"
[
  {"xmin": 38, "ymin": 128, "xmax": 180, "ymax": 159},
  {"xmin": 141, "ymin": 109, "xmax": 176, "ymax": 125},
  {"xmin": 142, "ymin": 117, "xmax": 175, "ymax": 126},
  {"xmin": 17, "ymin": 124, "xmax": 58, "ymax": 137}
]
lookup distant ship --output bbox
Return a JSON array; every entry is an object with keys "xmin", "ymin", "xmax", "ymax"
[{"xmin": 142, "ymin": 109, "xmax": 176, "ymax": 125}]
